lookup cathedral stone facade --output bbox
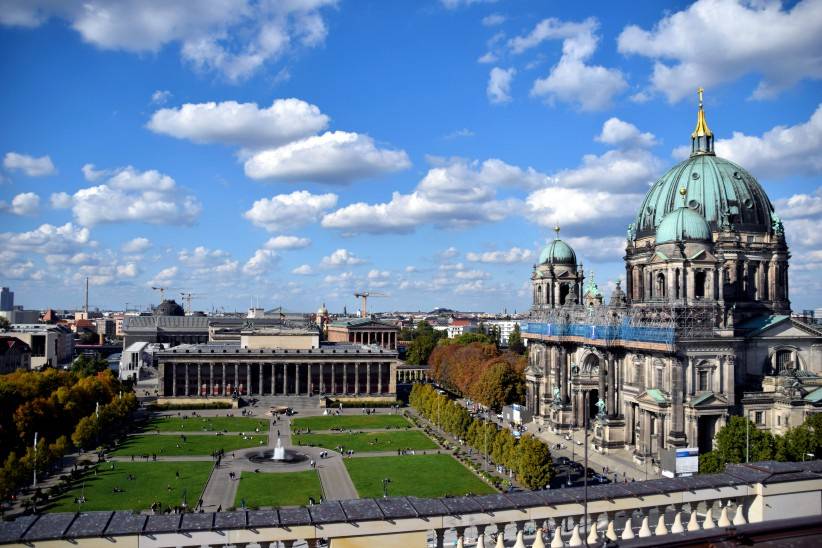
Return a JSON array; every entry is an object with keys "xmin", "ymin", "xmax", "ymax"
[{"xmin": 523, "ymin": 91, "xmax": 822, "ymax": 462}]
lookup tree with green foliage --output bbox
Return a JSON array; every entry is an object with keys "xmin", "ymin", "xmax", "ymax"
[
  {"xmin": 71, "ymin": 354, "xmax": 110, "ymax": 377},
  {"xmin": 507, "ymin": 324, "xmax": 525, "ymax": 354},
  {"xmin": 700, "ymin": 416, "xmax": 776, "ymax": 473},
  {"xmin": 406, "ymin": 321, "xmax": 445, "ymax": 365},
  {"xmin": 516, "ymin": 434, "xmax": 553, "ymax": 489},
  {"xmin": 471, "ymin": 361, "xmax": 525, "ymax": 412},
  {"xmin": 0, "ymin": 316, "xmax": 9, "ymax": 331}
]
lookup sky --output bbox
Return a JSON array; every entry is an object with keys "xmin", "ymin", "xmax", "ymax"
[{"xmin": 1, "ymin": 0, "xmax": 821, "ymax": 315}]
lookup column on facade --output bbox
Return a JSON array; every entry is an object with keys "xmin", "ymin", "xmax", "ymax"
[
  {"xmin": 598, "ymin": 359, "xmax": 607, "ymax": 413},
  {"xmin": 560, "ymin": 347, "xmax": 569, "ymax": 403},
  {"xmin": 331, "ymin": 363, "xmax": 336, "ymax": 394},
  {"xmin": 355, "ymin": 363, "xmax": 360, "ymax": 395},
  {"xmin": 233, "ymin": 363, "xmax": 238, "ymax": 395},
  {"xmin": 342, "ymin": 363, "xmax": 348, "ymax": 395},
  {"xmin": 319, "ymin": 363, "xmax": 325, "ymax": 394},
  {"xmin": 183, "ymin": 364, "xmax": 189, "ymax": 396},
  {"xmin": 172, "ymin": 363, "xmax": 177, "ymax": 396},
  {"xmin": 670, "ymin": 358, "xmax": 685, "ymax": 439},
  {"xmin": 258, "ymin": 363, "xmax": 264, "ymax": 396},
  {"xmin": 283, "ymin": 362, "xmax": 288, "ymax": 395},
  {"xmin": 667, "ymin": 266, "xmax": 675, "ymax": 301},
  {"xmin": 271, "ymin": 363, "xmax": 276, "ymax": 395},
  {"xmin": 219, "ymin": 363, "xmax": 225, "ymax": 395},
  {"xmin": 377, "ymin": 363, "xmax": 383, "ymax": 394},
  {"xmin": 366, "ymin": 363, "xmax": 371, "ymax": 394},
  {"xmin": 306, "ymin": 363, "xmax": 312, "ymax": 396},
  {"xmin": 607, "ymin": 353, "xmax": 616, "ymax": 418},
  {"xmin": 197, "ymin": 364, "xmax": 202, "ymax": 397},
  {"xmin": 209, "ymin": 363, "xmax": 214, "ymax": 396},
  {"xmin": 246, "ymin": 365, "xmax": 251, "ymax": 396}
]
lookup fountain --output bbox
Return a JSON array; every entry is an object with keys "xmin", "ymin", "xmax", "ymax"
[
  {"xmin": 272, "ymin": 436, "xmax": 286, "ymax": 461},
  {"xmin": 247, "ymin": 434, "xmax": 307, "ymax": 465}
]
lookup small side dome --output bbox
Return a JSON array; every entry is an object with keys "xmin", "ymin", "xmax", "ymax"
[
  {"xmin": 538, "ymin": 226, "xmax": 577, "ymax": 266},
  {"xmin": 154, "ymin": 299, "xmax": 185, "ymax": 316},
  {"xmin": 655, "ymin": 206, "xmax": 711, "ymax": 244}
]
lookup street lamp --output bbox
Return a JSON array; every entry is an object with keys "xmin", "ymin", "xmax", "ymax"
[{"xmin": 382, "ymin": 478, "xmax": 391, "ymax": 498}]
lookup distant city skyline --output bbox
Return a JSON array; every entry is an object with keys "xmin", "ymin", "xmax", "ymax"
[{"xmin": 1, "ymin": 1, "xmax": 821, "ymax": 313}]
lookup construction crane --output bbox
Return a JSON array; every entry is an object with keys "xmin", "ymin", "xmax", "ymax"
[
  {"xmin": 353, "ymin": 291, "xmax": 388, "ymax": 318},
  {"xmin": 179, "ymin": 291, "xmax": 206, "ymax": 314},
  {"xmin": 151, "ymin": 286, "xmax": 175, "ymax": 301}
]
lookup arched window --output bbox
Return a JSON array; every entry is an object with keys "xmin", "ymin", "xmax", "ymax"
[
  {"xmin": 559, "ymin": 283, "xmax": 570, "ymax": 305},
  {"xmin": 694, "ymin": 271, "xmax": 706, "ymax": 299},
  {"xmin": 774, "ymin": 349, "xmax": 794, "ymax": 373},
  {"xmin": 656, "ymin": 272, "xmax": 666, "ymax": 299}
]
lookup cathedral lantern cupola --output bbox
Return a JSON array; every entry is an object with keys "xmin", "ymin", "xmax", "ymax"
[
  {"xmin": 691, "ymin": 87, "xmax": 714, "ymax": 156},
  {"xmin": 531, "ymin": 225, "xmax": 585, "ymax": 309}
]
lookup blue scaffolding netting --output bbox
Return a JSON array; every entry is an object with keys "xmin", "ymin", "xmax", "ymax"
[{"xmin": 522, "ymin": 318, "xmax": 675, "ymax": 345}]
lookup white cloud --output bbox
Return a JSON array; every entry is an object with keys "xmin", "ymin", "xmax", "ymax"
[
  {"xmin": 482, "ymin": 13, "xmax": 506, "ymax": 27},
  {"xmin": 50, "ymin": 192, "xmax": 72, "ymax": 209},
  {"xmin": 1, "ymin": 0, "xmax": 338, "ymax": 82},
  {"xmin": 149, "ymin": 266, "xmax": 178, "ymax": 286},
  {"xmin": 526, "ymin": 186, "xmax": 644, "ymax": 227},
  {"xmin": 263, "ymin": 235, "xmax": 311, "ymax": 250},
  {"xmin": 552, "ymin": 148, "xmax": 662, "ymax": 192},
  {"xmin": 565, "ymin": 236, "xmax": 626, "ymax": 263},
  {"xmin": 214, "ymin": 260, "xmax": 239, "ymax": 274},
  {"xmin": 774, "ymin": 188, "xmax": 822, "ymax": 220},
  {"xmin": 477, "ymin": 52, "xmax": 498, "ymax": 64},
  {"xmin": 178, "ymin": 246, "xmax": 229, "ymax": 267},
  {"xmin": 455, "ymin": 269, "xmax": 490, "ymax": 280},
  {"xmin": 81, "ymin": 163, "xmax": 108, "ymax": 182},
  {"xmin": 244, "ymin": 190, "xmax": 337, "ymax": 232},
  {"xmin": 243, "ymin": 249, "xmax": 278, "ymax": 276},
  {"xmin": 321, "ymin": 157, "xmax": 536, "ymax": 234},
  {"xmin": 466, "ymin": 247, "xmax": 533, "ymax": 263},
  {"xmin": 713, "ymin": 104, "xmax": 822, "ymax": 179},
  {"xmin": 122, "ymin": 237, "xmax": 151, "ymax": 253},
  {"xmin": 596, "ymin": 118, "xmax": 657, "ymax": 148},
  {"xmin": 443, "ymin": 128, "xmax": 476, "ymax": 139},
  {"xmin": 513, "ymin": 18, "xmax": 627, "ymax": 110},
  {"xmin": 323, "ymin": 271, "xmax": 354, "ymax": 286},
  {"xmin": 2, "ymin": 192, "xmax": 40, "ymax": 215},
  {"xmin": 0, "ymin": 223, "xmax": 90, "ymax": 254},
  {"xmin": 244, "ymin": 131, "xmax": 411, "ymax": 183},
  {"xmin": 441, "ymin": 0, "xmax": 497, "ymax": 9},
  {"xmin": 292, "ymin": 264, "xmax": 314, "ymax": 275},
  {"xmin": 617, "ymin": 0, "xmax": 822, "ymax": 102},
  {"xmin": 3, "ymin": 152, "xmax": 56, "ymax": 176},
  {"xmin": 151, "ymin": 89, "xmax": 172, "ymax": 104},
  {"xmin": 321, "ymin": 248, "xmax": 365, "ymax": 268},
  {"xmin": 487, "ymin": 67, "xmax": 515, "ymax": 104},
  {"xmin": 147, "ymin": 98, "xmax": 329, "ymax": 148},
  {"xmin": 440, "ymin": 246, "xmax": 460, "ymax": 259},
  {"xmin": 70, "ymin": 166, "xmax": 201, "ymax": 226},
  {"xmin": 117, "ymin": 263, "xmax": 139, "ymax": 278}
]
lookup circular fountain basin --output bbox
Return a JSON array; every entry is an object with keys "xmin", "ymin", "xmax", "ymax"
[{"xmin": 246, "ymin": 448, "xmax": 308, "ymax": 464}]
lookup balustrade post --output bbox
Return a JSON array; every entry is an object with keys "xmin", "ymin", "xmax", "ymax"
[
  {"xmin": 605, "ymin": 512, "xmax": 617, "ymax": 541},
  {"xmin": 586, "ymin": 516, "xmax": 599, "ymax": 545},
  {"xmin": 670, "ymin": 505, "xmax": 685, "ymax": 534},
  {"xmin": 455, "ymin": 526, "xmax": 466, "ymax": 548},
  {"xmin": 637, "ymin": 512, "xmax": 652, "ymax": 537},
  {"xmin": 532, "ymin": 527, "xmax": 546, "ymax": 548},
  {"xmin": 434, "ymin": 528, "xmax": 446, "ymax": 548},
  {"xmin": 733, "ymin": 498, "xmax": 748, "ymax": 526},
  {"xmin": 654, "ymin": 505, "xmax": 668, "ymax": 536},
  {"xmin": 281, "ymin": 541, "xmax": 295, "ymax": 548},
  {"xmin": 621, "ymin": 513, "xmax": 635, "ymax": 540},
  {"xmin": 703, "ymin": 504, "xmax": 716, "ymax": 529},
  {"xmin": 687, "ymin": 503, "xmax": 700, "ymax": 531},
  {"xmin": 550, "ymin": 525, "xmax": 564, "ymax": 548},
  {"xmin": 306, "ymin": 540, "xmax": 318, "ymax": 548},
  {"xmin": 717, "ymin": 500, "xmax": 731, "ymax": 527},
  {"xmin": 568, "ymin": 521, "xmax": 582, "ymax": 547},
  {"xmin": 494, "ymin": 526, "xmax": 505, "ymax": 548},
  {"xmin": 475, "ymin": 524, "xmax": 487, "ymax": 548}
]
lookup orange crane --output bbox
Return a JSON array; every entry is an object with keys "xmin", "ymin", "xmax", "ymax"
[{"xmin": 353, "ymin": 291, "xmax": 387, "ymax": 318}]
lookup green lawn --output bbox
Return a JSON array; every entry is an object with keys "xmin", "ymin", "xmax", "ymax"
[
  {"xmin": 110, "ymin": 433, "xmax": 268, "ymax": 456},
  {"xmin": 291, "ymin": 414, "xmax": 411, "ymax": 431},
  {"xmin": 234, "ymin": 470, "xmax": 322, "ymax": 508},
  {"xmin": 292, "ymin": 430, "xmax": 436, "ymax": 453},
  {"xmin": 147, "ymin": 416, "xmax": 268, "ymax": 433},
  {"xmin": 345, "ymin": 454, "xmax": 496, "ymax": 498},
  {"xmin": 47, "ymin": 462, "xmax": 213, "ymax": 512}
]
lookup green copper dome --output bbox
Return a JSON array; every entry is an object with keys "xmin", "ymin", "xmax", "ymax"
[
  {"xmin": 539, "ymin": 227, "xmax": 577, "ymax": 266},
  {"xmin": 655, "ymin": 207, "xmax": 712, "ymax": 244},
  {"xmin": 632, "ymin": 92, "xmax": 775, "ymax": 240}
]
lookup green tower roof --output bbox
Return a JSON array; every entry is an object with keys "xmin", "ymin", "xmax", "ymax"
[
  {"xmin": 538, "ymin": 226, "xmax": 577, "ymax": 266},
  {"xmin": 655, "ymin": 206, "xmax": 712, "ymax": 244}
]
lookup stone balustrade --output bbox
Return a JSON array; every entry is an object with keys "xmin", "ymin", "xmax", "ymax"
[{"xmin": 1, "ymin": 460, "xmax": 820, "ymax": 547}]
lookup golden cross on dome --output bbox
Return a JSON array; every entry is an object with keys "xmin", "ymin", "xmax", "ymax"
[
  {"xmin": 698, "ymin": 87, "xmax": 704, "ymax": 108},
  {"xmin": 553, "ymin": 224, "xmax": 561, "ymax": 238}
]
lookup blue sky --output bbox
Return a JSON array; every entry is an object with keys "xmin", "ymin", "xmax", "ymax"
[{"xmin": 1, "ymin": 0, "xmax": 821, "ymax": 314}]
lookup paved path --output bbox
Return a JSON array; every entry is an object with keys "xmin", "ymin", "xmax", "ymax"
[{"xmin": 316, "ymin": 455, "xmax": 358, "ymax": 501}]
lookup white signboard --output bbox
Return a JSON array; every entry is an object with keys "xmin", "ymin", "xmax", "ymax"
[{"xmin": 675, "ymin": 447, "xmax": 699, "ymax": 475}]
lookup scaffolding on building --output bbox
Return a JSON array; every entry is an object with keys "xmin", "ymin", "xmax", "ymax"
[{"xmin": 523, "ymin": 301, "xmax": 720, "ymax": 349}]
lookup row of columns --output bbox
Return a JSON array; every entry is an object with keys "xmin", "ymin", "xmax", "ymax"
[
  {"xmin": 397, "ymin": 369, "xmax": 427, "ymax": 383},
  {"xmin": 166, "ymin": 361, "xmax": 389, "ymax": 397},
  {"xmin": 349, "ymin": 330, "xmax": 397, "ymax": 349}
]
